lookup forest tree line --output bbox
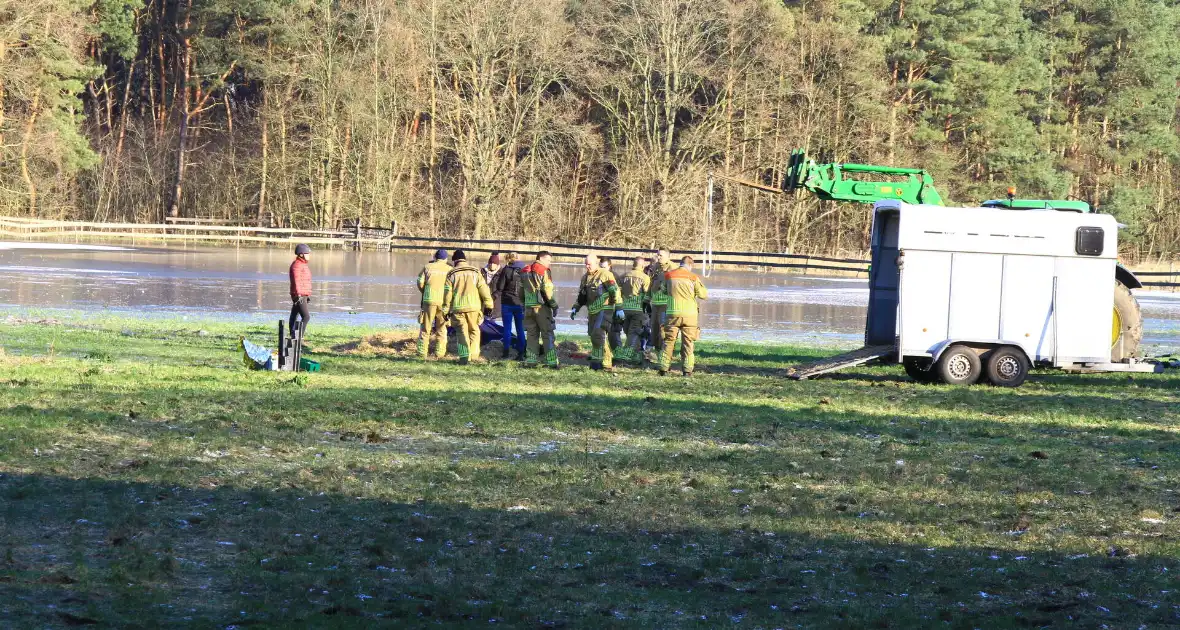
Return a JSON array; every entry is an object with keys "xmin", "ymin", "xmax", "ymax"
[{"xmin": 3, "ymin": 0, "xmax": 1180, "ymax": 256}]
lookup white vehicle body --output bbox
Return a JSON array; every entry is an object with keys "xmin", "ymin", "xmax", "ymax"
[{"xmin": 866, "ymin": 200, "xmax": 1121, "ymax": 368}]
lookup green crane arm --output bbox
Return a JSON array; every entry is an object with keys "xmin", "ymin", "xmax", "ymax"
[{"xmin": 784, "ymin": 149, "xmax": 945, "ymax": 206}]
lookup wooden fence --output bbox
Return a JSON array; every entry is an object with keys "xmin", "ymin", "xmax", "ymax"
[
  {"xmin": 1, "ymin": 215, "xmax": 1179, "ymax": 286},
  {"xmin": 0, "ymin": 216, "xmax": 871, "ymax": 276}
]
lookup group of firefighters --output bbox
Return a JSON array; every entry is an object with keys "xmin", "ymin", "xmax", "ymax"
[
  {"xmin": 288, "ymin": 245, "xmax": 708, "ymax": 375},
  {"xmin": 414, "ymin": 248, "xmax": 708, "ymax": 375}
]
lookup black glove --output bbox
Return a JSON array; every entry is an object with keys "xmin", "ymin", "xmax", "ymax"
[
  {"xmin": 546, "ymin": 299, "xmax": 559, "ymax": 310},
  {"xmin": 642, "ymin": 303, "xmax": 651, "ymax": 314},
  {"xmin": 483, "ymin": 307, "xmax": 493, "ymax": 317}
]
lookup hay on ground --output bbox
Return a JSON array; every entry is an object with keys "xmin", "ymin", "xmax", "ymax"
[{"xmin": 332, "ymin": 331, "xmax": 592, "ymax": 364}]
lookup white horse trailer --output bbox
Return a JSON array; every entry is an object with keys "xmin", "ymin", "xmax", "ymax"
[{"xmin": 791, "ymin": 200, "xmax": 1161, "ymax": 386}]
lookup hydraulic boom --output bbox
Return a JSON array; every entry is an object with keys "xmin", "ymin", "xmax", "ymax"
[{"xmin": 783, "ymin": 149, "xmax": 945, "ymax": 206}]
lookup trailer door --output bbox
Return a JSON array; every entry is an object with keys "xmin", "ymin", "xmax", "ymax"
[
  {"xmin": 866, "ymin": 210, "xmax": 901, "ymax": 346},
  {"xmin": 947, "ymin": 253, "xmax": 1003, "ymax": 341},
  {"xmin": 999, "ymin": 255, "xmax": 1055, "ymax": 361},
  {"xmin": 898, "ymin": 250, "xmax": 950, "ymax": 356},
  {"xmin": 1053, "ymin": 257, "xmax": 1116, "ymax": 364}
]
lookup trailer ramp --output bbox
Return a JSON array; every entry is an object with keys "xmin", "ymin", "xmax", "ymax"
[{"xmin": 788, "ymin": 345, "xmax": 896, "ymax": 380}]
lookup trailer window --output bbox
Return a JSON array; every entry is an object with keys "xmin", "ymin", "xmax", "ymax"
[{"xmin": 1075, "ymin": 227, "xmax": 1104, "ymax": 256}]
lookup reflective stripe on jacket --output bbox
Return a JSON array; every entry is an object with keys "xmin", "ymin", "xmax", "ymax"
[
  {"xmin": 519, "ymin": 262, "xmax": 556, "ymax": 308},
  {"xmin": 664, "ymin": 267, "xmax": 707, "ymax": 317},
  {"xmin": 577, "ymin": 268, "xmax": 619, "ymax": 315},
  {"xmin": 416, "ymin": 259, "xmax": 452, "ymax": 306},
  {"xmin": 619, "ymin": 268, "xmax": 650, "ymax": 312},
  {"xmin": 646, "ymin": 261, "xmax": 675, "ymax": 306},
  {"xmin": 442, "ymin": 263, "xmax": 494, "ymax": 314}
]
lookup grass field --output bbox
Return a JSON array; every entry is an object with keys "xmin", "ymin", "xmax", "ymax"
[{"xmin": 0, "ymin": 316, "xmax": 1177, "ymax": 628}]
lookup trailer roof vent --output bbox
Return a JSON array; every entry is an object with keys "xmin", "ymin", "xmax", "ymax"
[{"xmin": 1076, "ymin": 226, "xmax": 1104, "ymax": 256}]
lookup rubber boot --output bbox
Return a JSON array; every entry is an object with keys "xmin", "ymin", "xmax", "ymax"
[
  {"xmin": 458, "ymin": 357, "xmax": 469, "ymax": 366},
  {"xmin": 501, "ymin": 346, "xmax": 511, "ymax": 359},
  {"xmin": 589, "ymin": 361, "xmax": 602, "ymax": 371}
]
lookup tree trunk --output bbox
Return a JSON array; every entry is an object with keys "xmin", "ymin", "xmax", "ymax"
[
  {"xmin": 20, "ymin": 88, "xmax": 43, "ymax": 215},
  {"xmin": 258, "ymin": 83, "xmax": 269, "ymax": 226},
  {"xmin": 168, "ymin": 0, "xmax": 194, "ymax": 219}
]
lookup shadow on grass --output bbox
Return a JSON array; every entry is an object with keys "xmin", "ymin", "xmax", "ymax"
[
  {"xmin": 8, "ymin": 373, "xmax": 1177, "ymax": 496},
  {"xmin": 1, "ymin": 472, "xmax": 1176, "ymax": 629}
]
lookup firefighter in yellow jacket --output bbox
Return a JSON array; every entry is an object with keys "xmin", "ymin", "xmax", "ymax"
[
  {"xmin": 645, "ymin": 248, "xmax": 675, "ymax": 359},
  {"xmin": 659, "ymin": 256, "xmax": 708, "ymax": 376},
  {"xmin": 415, "ymin": 249, "xmax": 452, "ymax": 358},
  {"xmin": 571, "ymin": 253, "xmax": 620, "ymax": 371},
  {"xmin": 518, "ymin": 251, "xmax": 560, "ymax": 368},
  {"xmin": 615, "ymin": 255, "xmax": 650, "ymax": 364},
  {"xmin": 441, "ymin": 250, "xmax": 494, "ymax": 365}
]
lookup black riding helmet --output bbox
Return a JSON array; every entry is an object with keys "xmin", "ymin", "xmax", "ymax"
[{"xmin": 295, "ymin": 244, "xmax": 311, "ymax": 256}]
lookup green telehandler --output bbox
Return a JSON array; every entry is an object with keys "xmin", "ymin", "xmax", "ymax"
[{"xmin": 726, "ymin": 149, "xmax": 1144, "ymax": 360}]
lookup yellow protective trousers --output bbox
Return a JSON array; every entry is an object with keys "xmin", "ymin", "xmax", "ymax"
[
  {"xmin": 524, "ymin": 306, "xmax": 558, "ymax": 367},
  {"xmin": 588, "ymin": 309, "xmax": 613, "ymax": 369},
  {"xmin": 649, "ymin": 305, "xmax": 667, "ymax": 354},
  {"xmin": 617, "ymin": 312, "xmax": 647, "ymax": 363},
  {"xmin": 659, "ymin": 316, "xmax": 700, "ymax": 373},
  {"xmin": 450, "ymin": 311, "xmax": 483, "ymax": 362},
  {"xmin": 417, "ymin": 304, "xmax": 447, "ymax": 358}
]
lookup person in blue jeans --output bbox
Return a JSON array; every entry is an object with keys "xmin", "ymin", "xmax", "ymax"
[{"xmin": 493, "ymin": 252, "xmax": 528, "ymax": 360}]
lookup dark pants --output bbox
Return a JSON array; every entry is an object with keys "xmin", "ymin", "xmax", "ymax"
[
  {"xmin": 501, "ymin": 304, "xmax": 525, "ymax": 354},
  {"xmin": 289, "ymin": 297, "xmax": 310, "ymax": 336}
]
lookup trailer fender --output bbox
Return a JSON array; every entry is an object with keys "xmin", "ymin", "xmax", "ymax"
[
  {"xmin": 1115, "ymin": 264, "xmax": 1142, "ymax": 290},
  {"xmin": 928, "ymin": 340, "xmax": 1032, "ymax": 366}
]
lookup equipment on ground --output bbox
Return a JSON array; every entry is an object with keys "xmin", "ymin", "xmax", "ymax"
[
  {"xmin": 716, "ymin": 149, "xmax": 1144, "ymax": 360},
  {"xmin": 241, "ymin": 337, "xmax": 276, "ymax": 370},
  {"xmin": 790, "ymin": 201, "xmax": 1162, "ymax": 385},
  {"xmin": 278, "ymin": 320, "xmax": 304, "ymax": 371}
]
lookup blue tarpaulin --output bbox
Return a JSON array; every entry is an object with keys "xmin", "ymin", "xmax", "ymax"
[
  {"xmin": 241, "ymin": 338, "xmax": 274, "ymax": 370},
  {"xmin": 445, "ymin": 318, "xmax": 504, "ymax": 346}
]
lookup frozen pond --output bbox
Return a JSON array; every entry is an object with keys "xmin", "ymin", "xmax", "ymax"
[{"xmin": 1, "ymin": 241, "xmax": 1178, "ymax": 353}]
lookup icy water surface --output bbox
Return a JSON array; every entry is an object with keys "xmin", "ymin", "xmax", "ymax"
[{"xmin": 1, "ymin": 241, "xmax": 1178, "ymax": 352}]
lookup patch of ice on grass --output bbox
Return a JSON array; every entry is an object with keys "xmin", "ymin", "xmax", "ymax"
[
  {"xmin": 507, "ymin": 505, "xmax": 529, "ymax": 512},
  {"xmin": 1141, "ymin": 518, "xmax": 1166, "ymax": 524}
]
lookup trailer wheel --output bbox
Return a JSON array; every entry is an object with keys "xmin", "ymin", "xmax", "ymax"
[
  {"xmin": 985, "ymin": 347, "xmax": 1029, "ymax": 388},
  {"xmin": 903, "ymin": 357, "xmax": 936, "ymax": 383},
  {"xmin": 1111, "ymin": 283, "xmax": 1143, "ymax": 362},
  {"xmin": 935, "ymin": 345, "xmax": 981, "ymax": 386}
]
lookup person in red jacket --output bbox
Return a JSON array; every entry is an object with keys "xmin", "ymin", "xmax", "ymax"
[{"xmin": 289, "ymin": 244, "xmax": 312, "ymax": 337}]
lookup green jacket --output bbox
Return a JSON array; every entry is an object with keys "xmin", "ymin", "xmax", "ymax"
[
  {"xmin": 664, "ymin": 266, "xmax": 708, "ymax": 319},
  {"xmin": 619, "ymin": 268, "xmax": 650, "ymax": 313},
  {"xmin": 519, "ymin": 262, "xmax": 557, "ymax": 309},
  {"xmin": 442, "ymin": 262, "xmax": 494, "ymax": 314},
  {"xmin": 576, "ymin": 268, "xmax": 620, "ymax": 315},
  {"xmin": 646, "ymin": 260, "xmax": 676, "ymax": 306},
  {"xmin": 416, "ymin": 259, "xmax": 452, "ymax": 306}
]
